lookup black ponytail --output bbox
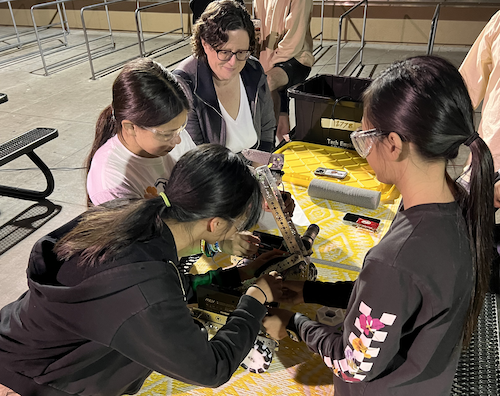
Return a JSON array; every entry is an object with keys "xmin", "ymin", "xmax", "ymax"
[
  {"xmin": 460, "ymin": 137, "xmax": 494, "ymax": 345},
  {"xmin": 363, "ymin": 55, "xmax": 495, "ymax": 346}
]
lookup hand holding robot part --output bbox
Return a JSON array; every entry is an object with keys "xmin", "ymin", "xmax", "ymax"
[
  {"xmin": 275, "ymin": 280, "xmax": 305, "ymax": 305},
  {"xmin": 281, "ymin": 191, "xmax": 295, "ymax": 216},
  {"xmin": 264, "ymin": 190, "xmax": 295, "ymax": 217},
  {"xmin": 262, "ymin": 307, "xmax": 295, "ymax": 340},
  {"xmin": 221, "ymin": 231, "xmax": 261, "ymax": 257},
  {"xmin": 238, "ymin": 249, "xmax": 286, "ymax": 281},
  {"xmin": 245, "ymin": 271, "xmax": 284, "ymax": 304}
]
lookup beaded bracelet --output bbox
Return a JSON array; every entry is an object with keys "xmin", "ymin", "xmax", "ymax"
[{"xmin": 200, "ymin": 240, "xmax": 222, "ymax": 257}]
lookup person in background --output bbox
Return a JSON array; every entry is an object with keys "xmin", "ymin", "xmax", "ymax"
[
  {"xmin": 459, "ymin": 11, "xmax": 500, "ymax": 171},
  {"xmin": 458, "ymin": 11, "xmax": 500, "ymax": 209},
  {"xmin": 174, "ymin": 0, "xmax": 276, "ymax": 155},
  {"xmin": 263, "ymin": 56, "xmax": 495, "ymax": 395},
  {"xmin": 86, "ymin": 57, "xmax": 259, "ymax": 257},
  {"xmin": 0, "ymin": 144, "xmax": 283, "ymax": 396},
  {"xmin": 254, "ymin": 0, "xmax": 314, "ymax": 142},
  {"xmin": 189, "ymin": 0, "xmax": 244, "ymax": 24}
]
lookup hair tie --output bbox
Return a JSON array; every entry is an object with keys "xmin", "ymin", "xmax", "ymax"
[
  {"xmin": 464, "ymin": 132, "xmax": 480, "ymax": 147},
  {"xmin": 159, "ymin": 192, "xmax": 171, "ymax": 207}
]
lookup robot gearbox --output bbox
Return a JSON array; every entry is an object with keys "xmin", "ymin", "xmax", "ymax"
[
  {"xmin": 190, "ymin": 283, "xmax": 278, "ymax": 374},
  {"xmin": 190, "ymin": 223, "xmax": 320, "ymax": 374}
]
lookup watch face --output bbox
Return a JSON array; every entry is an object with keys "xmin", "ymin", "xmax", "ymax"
[{"xmin": 286, "ymin": 329, "xmax": 300, "ymax": 342}]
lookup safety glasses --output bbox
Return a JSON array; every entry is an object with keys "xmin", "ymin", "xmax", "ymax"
[
  {"xmin": 350, "ymin": 128, "xmax": 383, "ymax": 158},
  {"xmin": 142, "ymin": 122, "xmax": 187, "ymax": 142}
]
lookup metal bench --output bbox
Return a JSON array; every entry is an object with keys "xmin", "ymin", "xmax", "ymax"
[{"xmin": 0, "ymin": 127, "xmax": 59, "ymax": 200}]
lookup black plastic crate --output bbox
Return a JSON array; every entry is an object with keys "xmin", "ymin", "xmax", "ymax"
[{"xmin": 288, "ymin": 74, "xmax": 372, "ymax": 149}]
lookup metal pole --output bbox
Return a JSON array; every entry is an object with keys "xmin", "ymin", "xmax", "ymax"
[
  {"xmin": 359, "ymin": 1, "xmax": 368, "ymax": 67},
  {"xmin": 81, "ymin": 7, "xmax": 96, "ymax": 80},
  {"xmin": 30, "ymin": 6, "xmax": 49, "ymax": 76},
  {"xmin": 319, "ymin": 0, "xmax": 324, "ymax": 48},
  {"xmin": 335, "ymin": 0, "xmax": 368, "ymax": 75},
  {"xmin": 336, "ymin": 16, "xmax": 342, "ymax": 75},
  {"xmin": 56, "ymin": 2, "xmax": 68, "ymax": 46},
  {"xmin": 427, "ymin": 4, "xmax": 441, "ymax": 56},
  {"xmin": 7, "ymin": 1, "xmax": 21, "ymax": 47},
  {"xmin": 104, "ymin": 0, "xmax": 115, "ymax": 48},
  {"xmin": 135, "ymin": 7, "xmax": 145, "ymax": 56},
  {"xmin": 61, "ymin": 1, "xmax": 70, "ymax": 34},
  {"xmin": 178, "ymin": 0, "xmax": 184, "ymax": 40}
]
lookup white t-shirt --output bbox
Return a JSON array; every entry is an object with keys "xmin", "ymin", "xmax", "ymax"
[
  {"xmin": 87, "ymin": 129, "xmax": 196, "ymax": 205},
  {"xmin": 220, "ymin": 76, "xmax": 258, "ymax": 153}
]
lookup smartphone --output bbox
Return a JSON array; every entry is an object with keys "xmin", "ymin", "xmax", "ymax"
[
  {"xmin": 314, "ymin": 167, "xmax": 347, "ymax": 179},
  {"xmin": 343, "ymin": 213, "xmax": 380, "ymax": 232}
]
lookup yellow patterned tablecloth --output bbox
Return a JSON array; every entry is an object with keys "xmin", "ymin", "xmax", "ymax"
[
  {"xmin": 137, "ymin": 262, "xmax": 360, "ymax": 396},
  {"xmin": 255, "ymin": 142, "xmax": 401, "ymax": 270},
  {"xmin": 137, "ymin": 142, "xmax": 402, "ymax": 395}
]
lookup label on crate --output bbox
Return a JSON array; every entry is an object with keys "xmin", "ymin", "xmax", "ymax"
[{"xmin": 321, "ymin": 118, "xmax": 361, "ymax": 132}]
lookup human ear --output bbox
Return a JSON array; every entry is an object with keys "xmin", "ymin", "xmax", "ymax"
[
  {"xmin": 386, "ymin": 132, "xmax": 406, "ymax": 161},
  {"xmin": 201, "ymin": 39, "xmax": 210, "ymax": 53},
  {"xmin": 121, "ymin": 120, "xmax": 136, "ymax": 136},
  {"xmin": 207, "ymin": 217, "xmax": 220, "ymax": 233}
]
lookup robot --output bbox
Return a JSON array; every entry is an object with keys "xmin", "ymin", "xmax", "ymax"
[{"xmin": 190, "ymin": 155, "xmax": 319, "ymax": 373}]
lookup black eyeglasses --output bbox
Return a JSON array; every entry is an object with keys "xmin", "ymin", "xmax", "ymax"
[{"xmin": 214, "ymin": 49, "xmax": 251, "ymax": 62}]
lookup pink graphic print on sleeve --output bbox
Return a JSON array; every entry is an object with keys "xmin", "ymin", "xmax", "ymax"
[{"xmin": 320, "ymin": 301, "xmax": 396, "ymax": 383}]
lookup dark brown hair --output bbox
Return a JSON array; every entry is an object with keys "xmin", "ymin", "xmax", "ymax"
[
  {"xmin": 191, "ymin": 0, "xmax": 255, "ymax": 61},
  {"xmin": 363, "ymin": 55, "xmax": 494, "ymax": 346},
  {"xmin": 85, "ymin": 58, "xmax": 189, "ymax": 204},
  {"xmin": 58, "ymin": 144, "xmax": 263, "ymax": 266}
]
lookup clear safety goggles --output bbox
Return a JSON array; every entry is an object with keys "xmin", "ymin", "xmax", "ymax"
[
  {"xmin": 350, "ymin": 128, "xmax": 383, "ymax": 158},
  {"xmin": 142, "ymin": 122, "xmax": 187, "ymax": 142}
]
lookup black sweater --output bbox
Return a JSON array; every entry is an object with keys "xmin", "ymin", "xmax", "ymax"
[
  {"xmin": 296, "ymin": 202, "xmax": 472, "ymax": 395},
  {"xmin": 0, "ymin": 217, "xmax": 266, "ymax": 396}
]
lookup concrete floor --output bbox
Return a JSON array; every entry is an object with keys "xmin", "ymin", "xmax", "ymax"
[{"xmin": 0, "ymin": 27, "xmax": 473, "ymax": 309}]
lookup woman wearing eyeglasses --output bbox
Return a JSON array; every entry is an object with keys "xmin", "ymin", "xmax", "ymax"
[
  {"xmin": 263, "ymin": 56, "xmax": 495, "ymax": 395},
  {"xmin": 86, "ymin": 57, "xmax": 264, "ymax": 257},
  {"xmin": 173, "ymin": 0, "xmax": 276, "ymax": 154},
  {"xmin": 0, "ymin": 144, "xmax": 284, "ymax": 396}
]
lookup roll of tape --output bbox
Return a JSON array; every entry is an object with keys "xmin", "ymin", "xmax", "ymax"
[{"xmin": 308, "ymin": 179, "xmax": 381, "ymax": 209}]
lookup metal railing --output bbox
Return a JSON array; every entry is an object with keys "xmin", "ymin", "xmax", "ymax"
[
  {"xmin": 335, "ymin": 0, "xmax": 368, "ymax": 75},
  {"xmin": 81, "ymin": 0, "xmax": 139, "ymax": 80},
  {"xmin": 81, "ymin": 0, "xmax": 187, "ymax": 79},
  {"xmin": 426, "ymin": 3, "xmax": 441, "ymax": 55},
  {"xmin": 135, "ymin": 0, "xmax": 185, "ymax": 58},
  {"xmin": 0, "ymin": 0, "xmax": 72, "ymax": 71},
  {"xmin": 30, "ymin": 0, "xmax": 71, "ymax": 75},
  {"xmin": 0, "ymin": 0, "xmax": 22, "ymax": 51}
]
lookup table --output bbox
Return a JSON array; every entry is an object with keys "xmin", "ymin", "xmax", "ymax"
[{"xmin": 136, "ymin": 142, "xmax": 402, "ymax": 395}]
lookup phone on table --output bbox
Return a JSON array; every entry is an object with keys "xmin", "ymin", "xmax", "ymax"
[
  {"xmin": 314, "ymin": 167, "xmax": 347, "ymax": 179},
  {"xmin": 343, "ymin": 213, "xmax": 380, "ymax": 232}
]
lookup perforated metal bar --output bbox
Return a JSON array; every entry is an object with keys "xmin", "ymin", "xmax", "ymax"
[{"xmin": 451, "ymin": 292, "xmax": 500, "ymax": 395}]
